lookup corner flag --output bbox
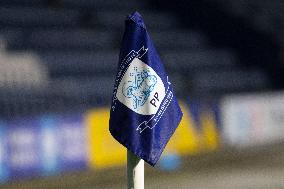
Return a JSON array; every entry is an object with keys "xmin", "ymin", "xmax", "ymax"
[{"xmin": 109, "ymin": 12, "xmax": 183, "ymax": 166}]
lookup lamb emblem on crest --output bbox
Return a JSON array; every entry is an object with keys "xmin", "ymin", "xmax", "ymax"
[{"xmin": 122, "ymin": 67, "xmax": 157, "ymax": 109}]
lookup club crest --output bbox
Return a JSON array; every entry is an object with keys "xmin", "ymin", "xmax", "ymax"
[{"xmin": 116, "ymin": 58, "xmax": 165, "ymax": 115}]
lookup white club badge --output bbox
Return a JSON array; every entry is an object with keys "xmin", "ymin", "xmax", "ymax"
[{"xmin": 116, "ymin": 58, "xmax": 166, "ymax": 115}]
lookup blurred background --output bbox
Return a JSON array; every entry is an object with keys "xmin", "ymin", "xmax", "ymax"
[{"xmin": 0, "ymin": 0, "xmax": 284, "ymax": 188}]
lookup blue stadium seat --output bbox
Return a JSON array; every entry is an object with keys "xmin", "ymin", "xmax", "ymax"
[
  {"xmin": 39, "ymin": 51, "xmax": 118, "ymax": 76},
  {"xmin": 217, "ymin": 0, "xmax": 284, "ymax": 37},
  {"xmin": 26, "ymin": 29, "xmax": 115, "ymax": 50},
  {"xmin": 50, "ymin": 76, "xmax": 115, "ymax": 104},
  {"xmin": 0, "ymin": 7, "xmax": 80, "ymax": 27},
  {"xmin": 162, "ymin": 49, "xmax": 237, "ymax": 72},
  {"xmin": 191, "ymin": 69, "xmax": 269, "ymax": 95},
  {"xmin": 151, "ymin": 30, "xmax": 208, "ymax": 50},
  {"xmin": 0, "ymin": 0, "xmax": 46, "ymax": 6}
]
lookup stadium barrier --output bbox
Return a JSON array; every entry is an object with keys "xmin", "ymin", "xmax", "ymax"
[
  {"xmin": 221, "ymin": 91, "xmax": 284, "ymax": 147},
  {"xmin": 0, "ymin": 100, "xmax": 220, "ymax": 182}
]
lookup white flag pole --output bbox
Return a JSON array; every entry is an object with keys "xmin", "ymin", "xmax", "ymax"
[{"xmin": 127, "ymin": 150, "xmax": 144, "ymax": 189}]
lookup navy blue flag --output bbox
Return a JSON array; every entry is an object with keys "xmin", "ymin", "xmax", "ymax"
[{"xmin": 109, "ymin": 12, "xmax": 183, "ymax": 166}]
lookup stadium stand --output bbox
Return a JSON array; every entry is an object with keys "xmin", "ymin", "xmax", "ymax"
[
  {"xmin": 0, "ymin": 7, "xmax": 80, "ymax": 27},
  {"xmin": 26, "ymin": 29, "xmax": 115, "ymax": 50},
  {"xmin": 154, "ymin": 0, "xmax": 283, "ymax": 89},
  {"xmin": 0, "ymin": 0, "xmax": 278, "ymax": 118}
]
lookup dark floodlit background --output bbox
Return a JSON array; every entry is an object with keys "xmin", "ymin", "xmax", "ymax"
[{"xmin": 0, "ymin": 0, "xmax": 284, "ymax": 188}]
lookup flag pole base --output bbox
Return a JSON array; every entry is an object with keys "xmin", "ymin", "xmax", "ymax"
[{"xmin": 127, "ymin": 150, "xmax": 144, "ymax": 189}]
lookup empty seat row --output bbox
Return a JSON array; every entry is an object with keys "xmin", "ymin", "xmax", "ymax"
[
  {"xmin": 0, "ymin": 0, "xmax": 47, "ymax": 6},
  {"xmin": 0, "ymin": 7, "xmax": 81, "ymax": 28},
  {"xmin": 151, "ymin": 30, "xmax": 208, "ymax": 50},
  {"xmin": 39, "ymin": 51, "xmax": 118, "ymax": 77},
  {"xmin": 50, "ymin": 77, "xmax": 115, "ymax": 99},
  {"xmin": 26, "ymin": 29, "xmax": 117, "ymax": 50},
  {"xmin": 216, "ymin": 0, "xmax": 284, "ymax": 38},
  {"xmin": 191, "ymin": 69, "xmax": 269, "ymax": 95},
  {"xmin": 162, "ymin": 49, "xmax": 237, "ymax": 72},
  {"xmin": 0, "ymin": 75, "xmax": 118, "ymax": 116},
  {"xmin": 0, "ymin": 91, "xmax": 88, "ymax": 118},
  {"xmin": 1, "ymin": 29, "xmax": 117, "ymax": 50}
]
